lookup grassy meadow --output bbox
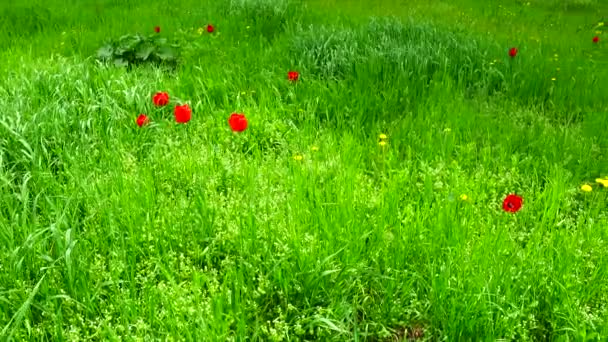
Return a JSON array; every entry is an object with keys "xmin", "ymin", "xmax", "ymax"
[{"xmin": 1, "ymin": 0, "xmax": 608, "ymax": 340}]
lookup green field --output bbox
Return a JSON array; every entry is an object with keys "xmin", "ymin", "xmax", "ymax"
[{"xmin": 1, "ymin": 0, "xmax": 608, "ymax": 340}]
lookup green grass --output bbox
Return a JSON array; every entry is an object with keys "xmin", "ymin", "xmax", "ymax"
[{"xmin": 1, "ymin": 0, "xmax": 607, "ymax": 340}]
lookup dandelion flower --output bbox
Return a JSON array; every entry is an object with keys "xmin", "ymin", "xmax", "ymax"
[
  {"xmin": 459, "ymin": 194, "xmax": 469, "ymax": 201},
  {"xmin": 379, "ymin": 133, "xmax": 388, "ymax": 140},
  {"xmin": 379, "ymin": 141, "xmax": 388, "ymax": 147},
  {"xmin": 581, "ymin": 184, "xmax": 593, "ymax": 192},
  {"xmin": 551, "ymin": 77, "xmax": 556, "ymax": 81},
  {"xmin": 595, "ymin": 178, "xmax": 608, "ymax": 187},
  {"xmin": 293, "ymin": 155, "xmax": 303, "ymax": 161},
  {"xmin": 311, "ymin": 146, "xmax": 319, "ymax": 152}
]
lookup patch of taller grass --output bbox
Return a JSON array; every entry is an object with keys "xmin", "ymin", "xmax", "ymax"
[
  {"xmin": 222, "ymin": 0, "xmax": 302, "ymax": 40},
  {"xmin": 289, "ymin": 17, "xmax": 606, "ymax": 125}
]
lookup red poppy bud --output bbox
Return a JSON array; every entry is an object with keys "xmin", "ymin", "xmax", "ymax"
[
  {"xmin": 153, "ymin": 92, "xmax": 169, "ymax": 107},
  {"xmin": 502, "ymin": 194, "xmax": 523, "ymax": 213},
  {"xmin": 288, "ymin": 71, "xmax": 299, "ymax": 82},
  {"xmin": 136, "ymin": 114, "xmax": 149, "ymax": 127},
  {"xmin": 174, "ymin": 104, "xmax": 192, "ymax": 124},
  {"xmin": 228, "ymin": 113, "xmax": 248, "ymax": 132}
]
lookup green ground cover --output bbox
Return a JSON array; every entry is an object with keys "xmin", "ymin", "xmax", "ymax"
[{"xmin": 1, "ymin": 0, "xmax": 607, "ymax": 340}]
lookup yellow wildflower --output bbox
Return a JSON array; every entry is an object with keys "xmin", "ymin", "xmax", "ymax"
[
  {"xmin": 197, "ymin": 27, "xmax": 204, "ymax": 35},
  {"xmin": 551, "ymin": 77, "xmax": 556, "ymax": 81},
  {"xmin": 379, "ymin": 133, "xmax": 388, "ymax": 140},
  {"xmin": 581, "ymin": 184, "xmax": 593, "ymax": 192},
  {"xmin": 459, "ymin": 194, "xmax": 469, "ymax": 201},
  {"xmin": 293, "ymin": 155, "xmax": 303, "ymax": 161},
  {"xmin": 311, "ymin": 146, "xmax": 319, "ymax": 152},
  {"xmin": 378, "ymin": 141, "xmax": 387, "ymax": 147},
  {"xmin": 596, "ymin": 178, "xmax": 608, "ymax": 187}
]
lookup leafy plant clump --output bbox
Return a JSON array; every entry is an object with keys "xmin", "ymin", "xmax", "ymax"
[{"xmin": 97, "ymin": 33, "xmax": 180, "ymax": 68}]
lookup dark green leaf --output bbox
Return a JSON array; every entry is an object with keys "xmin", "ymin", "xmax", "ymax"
[
  {"xmin": 153, "ymin": 37, "xmax": 168, "ymax": 45},
  {"xmin": 96, "ymin": 44, "xmax": 114, "ymax": 60},
  {"xmin": 114, "ymin": 58, "xmax": 128, "ymax": 67},
  {"xmin": 118, "ymin": 35, "xmax": 141, "ymax": 51},
  {"xmin": 156, "ymin": 46, "xmax": 177, "ymax": 61},
  {"xmin": 136, "ymin": 43, "xmax": 155, "ymax": 61},
  {"xmin": 97, "ymin": 33, "xmax": 180, "ymax": 68}
]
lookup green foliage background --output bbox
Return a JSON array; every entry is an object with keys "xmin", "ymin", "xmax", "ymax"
[{"xmin": 0, "ymin": 0, "xmax": 607, "ymax": 340}]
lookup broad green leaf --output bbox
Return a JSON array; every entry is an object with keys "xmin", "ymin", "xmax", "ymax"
[
  {"xmin": 118, "ymin": 35, "xmax": 141, "ymax": 51},
  {"xmin": 97, "ymin": 32, "xmax": 180, "ymax": 68},
  {"xmin": 96, "ymin": 44, "xmax": 113, "ymax": 60},
  {"xmin": 113, "ymin": 58, "xmax": 128, "ymax": 67},
  {"xmin": 156, "ymin": 46, "xmax": 177, "ymax": 61},
  {"xmin": 114, "ymin": 48, "xmax": 127, "ymax": 57},
  {"xmin": 136, "ymin": 43, "xmax": 155, "ymax": 61}
]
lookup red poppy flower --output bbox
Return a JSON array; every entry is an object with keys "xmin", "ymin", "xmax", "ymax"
[
  {"xmin": 153, "ymin": 92, "xmax": 169, "ymax": 107},
  {"xmin": 228, "ymin": 113, "xmax": 248, "ymax": 132},
  {"xmin": 593, "ymin": 36, "xmax": 600, "ymax": 44},
  {"xmin": 136, "ymin": 114, "xmax": 149, "ymax": 127},
  {"xmin": 154, "ymin": 26, "xmax": 161, "ymax": 33},
  {"xmin": 288, "ymin": 71, "xmax": 299, "ymax": 82},
  {"xmin": 174, "ymin": 104, "xmax": 192, "ymax": 124},
  {"xmin": 502, "ymin": 194, "xmax": 523, "ymax": 213},
  {"xmin": 509, "ymin": 47, "xmax": 518, "ymax": 58},
  {"xmin": 207, "ymin": 24, "xmax": 214, "ymax": 33}
]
